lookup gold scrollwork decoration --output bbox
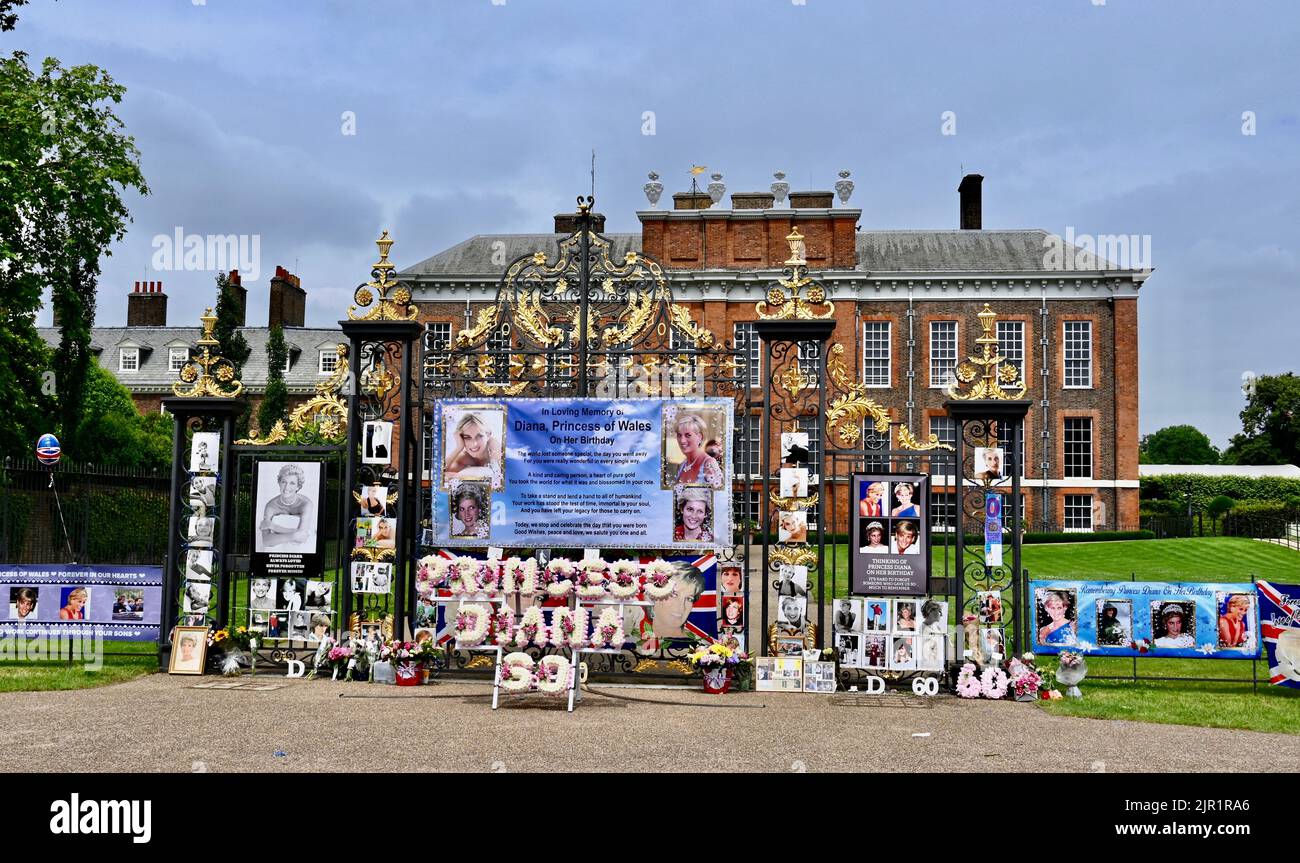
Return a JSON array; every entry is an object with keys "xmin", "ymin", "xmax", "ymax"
[
  {"xmin": 172, "ymin": 307, "xmax": 245, "ymax": 398},
  {"xmin": 823, "ymin": 344, "xmax": 890, "ymax": 448},
  {"xmin": 351, "ymin": 546, "xmax": 395, "ymax": 562},
  {"xmin": 945, "ymin": 304, "xmax": 1028, "ymax": 401},
  {"xmin": 897, "ymin": 426, "xmax": 955, "ymax": 452},
  {"xmin": 236, "ymin": 420, "xmax": 287, "ymax": 446},
  {"xmin": 770, "ymin": 545, "xmax": 817, "ymax": 568},
  {"xmin": 665, "ymin": 660, "xmax": 694, "ymax": 676},
  {"xmin": 348, "ymin": 231, "xmax": 419, "ymax": 322},
  {"xmin": 632, "ymin": 659, "xmax": 660, "ymax": 673},
  {"xmin": 768, "ymin": 623, "xmax": 820, "ymax": 655},
  {"xmin": 755, "ymin": 227, "xmax": 835, "ymax": 320},
  {"xmin": 769, "ymin": 490, "xmax": 820, "ymax": 510}
]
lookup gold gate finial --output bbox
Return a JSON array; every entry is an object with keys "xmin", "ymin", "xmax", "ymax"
[
  {"xmin": 349, "ymin": 231, "xmax": 418, "ymax": 322},
  {"xmin": 755, "ymin": 225, "xmax": 833, "ymax": 320},
  {"xmin": 945, "ymin": 303, "xmax": 1027, "ymax": 401},
  {"xmin": 172, "ymin": 307, "xmax": 244, "ymax": 398}
]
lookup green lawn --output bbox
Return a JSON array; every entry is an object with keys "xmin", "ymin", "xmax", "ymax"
[{"xmin": 0, "ymin": 642, "xmax": 156, "ymax": 693}]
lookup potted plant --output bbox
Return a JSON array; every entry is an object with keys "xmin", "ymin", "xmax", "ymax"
[{"xmin": 687, "ymin": 642, "xmax": 750, "ymax": 694}]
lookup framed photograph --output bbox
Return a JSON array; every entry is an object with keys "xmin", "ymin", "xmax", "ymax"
[
  {"xmin": 889, "ymin": 635, "xmax": 917, "ymax": 670},
  {"xmin": 363, "ymin": 420, "xmax": 394, "ymax": 465},
  {"xmin": 168, "ymin": 626, "xmax": 210, "ymax": 675},
  {"xmin": 777, "ymin": 510, "xmax": 807, "ymax": 543},
  {"xmin": 975, "ymin": 446, "xmax": 1004, "ymax": 481},
  {"xmin": 835, "ymin": 631, "xmax": 863, "ymax": 667},
  {"xmin": 718, "ymin": 629, "xmax": 745, "ymax": 653},
  {"xmin": 254, "ymin": 461, "xmax": 323, "ymax": 555},
  {"xmin": 980, "ymin": 627, "xmax": 1005, "ymax": 661},
  {"xmin": 893, "ymin": 599, "xmax": 920, "ymax": 634},
  {"xmin": 851, "ymin": 473, "xmax": 929, "ymax": 596},
  {"xmin": 862, "ymin": 635, "xmax": 888, "ymax": 669},
  {"xmin": 779, "ymin": 467, "xmax": 809, "ymax": 499},
  {"xmin": 448, "ymin": 481, "xmax": 491, "ymax": 540},
  {"xmin": 672, "ymin": 486, "xmax": 715, "ymax": 544},
  {"xmin": 184, "ymin": 549, "xmax": 214, "ymax": 582},
  {"xmin": 978, "ymin": 590, "xmax": 1003, "ymax": 625},
  {"xmin": 920, "ymin": 599, "xmax": 948, "ymax": 635},
  {"xmin": 662, "ymin": 403, "xmax": 727, "ymax": 490},
  {"xmin": 1150, "ymin": 600, "xmax": 1196, "ymax": 650},
  {"xmin": 186, "ymin": 515, "xmax": 215, "ymax": 549},
  {"xmin": 719, "ymin": 595, "xmax": 744, "ymax": 629},
  {"xmin": 718, "ymin": 564, "xmax": 744, "ymax": 595},
  {"xmin": 355, "ymin": 620, "xmax": 385, "ymax": 643},
  {"xmin": 442, "ymin": 406, "xmax": 506, "ymax": 489},
  {"xmin": 775, "ymin": 635, "xmax": 805, "ymax": 657},
  {"xmin": 189, "ymin": 432, "xmax": 220, "ymax": 474},
  {"xmin": 188, "ymin": 475, "xmax": 216, "ymax": 511},
  {"xmin": 1035, "ymin": 587, "xmax": 1078, "ymax": 647},
  {"xmin": 832, "ymin": 598, "xmax": 862, "ymax": 633},
  {"xmin": 775, "ymin": 565, "xmax": 808, "ymax": 598},
  {"xmin": 803, "ymin": 660, "xmax": 837, "ymax": 694},
  {"xmin": 358, "ymin": 483, "xmax": 390, "ymax": 517},
  {"xmin": 755, "ymin": 656, "xmax": 803, "ymax": 692},
  {"xmin": 918, "ymin": 635, "xmax": 945, "ymax": 670},
  {"xmin": 9, "ymin": 586, "xmax": 38, "ymax": 622},
  {"xmin": 777, "ymin": 595, "xmax": 806, "ymax": 630},
  {"xmin": 249, "ymin": 577, "xmax": 276, "ymax": 610},
  {"xmin": 863, "ymin": 598, "xmax": 891, "ymax": 632},
  {"xmin": 780, "ymin": 433, "xmax": 809, "ymax": 467},
  {"xmin": 1095, "ymin": 598, "xmax": 1132, "ymax": 647},
  {"xmin": 1216, "ymin": 591, "xmax": 1256, "ymax": 650}
]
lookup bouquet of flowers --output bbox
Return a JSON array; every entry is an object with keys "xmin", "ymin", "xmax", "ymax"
[
  {"xmin": 414, "ymin": 638, "xmax": 443, "ymax": 670},
  {"xmin": 687, "ymin": 642, "xmax": 748, "ymax": 669},
  {"xmin": 380, "ymin": 639, "xmax": 419, "ymax": 667}
]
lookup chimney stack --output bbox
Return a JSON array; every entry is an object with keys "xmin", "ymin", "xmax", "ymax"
[
  {"xmin": 554, "ymin": 211, "xmax": 606, "ymax": 234},
  {"xmin": 227, "ymin": 269, "xmax": 248, "ymax": 327},
  {"xmin": 126, "ymin": 280, "xmax": 168, "ymax": 327},
  {"xmin": 959, "ymin": 173, "xmax": 983, "ymax": 230},
  {"xmin": 268, "ymin": 265, "xmax": 306, "ymax": 329}
]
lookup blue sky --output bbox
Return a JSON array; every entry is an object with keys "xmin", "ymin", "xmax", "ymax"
[{"xmin": 10, "ymin": 0, "xmax": 1300, "ymax": 446}]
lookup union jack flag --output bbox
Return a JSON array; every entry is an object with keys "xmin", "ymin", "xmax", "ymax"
[{"xmin": 1256, "ymin": 580, "xmax": 1300, "ymax": 689}]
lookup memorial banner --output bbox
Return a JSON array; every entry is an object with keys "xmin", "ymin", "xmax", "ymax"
[
  {"xmin": 1256, "ymin": 580, "xmax": 1300, "ymax": 689},
  {"xmin": 984, "ymin": 493, "xmax": 1003, "ymax": 567},
  {"xmin": 1029, "ymin": 580, "xmax": 1259, "ymax": 659},
  {"xmin": 849, "ymin": 473, "xmax": 929, "ymax": 596},
  {"xmin": 251, "ymin": 460, "xmax": 326, "ymax": 582},
  {"xmin": 430, "ymin": 398, "xmax": 732, "ymax": 549},
  {"xmin": 0, "ymin": 564, "xmax": 163, "ymax": 641}
]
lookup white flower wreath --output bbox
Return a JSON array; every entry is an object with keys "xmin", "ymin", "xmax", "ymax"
[
  {"xmin": 589, "ymin": 607, "xmax": 625, "ymax": 649},
  {"xmin": 550, "ymin": 606, "xmax": 589, "ymax": 648},
  {"xmin": 449, "ymin": 556, "xmax": 482, "ymax": 595},
  {"xmin": 500, "ymin": 652, "xmax": 535, "ymax": 693},
  {"xmin": 643, "ymin": 560, "xmax": 677, "ymax": 600},
  {"xmin": 577, "ymin": 560, "xmax": 609, "ymax": 598},
  {"xmin": 454, "ymin": 603, "xmax": 491, "ymax": 647},
  {"xmin": 536, "ymin": 655, "xmax": 571, "ymax": 696},
  {"xmin": 515, "ymin": 605, "xmax": 547, "ymax": 648},
  {"xmin": 607, "ymin": 560, "xmax": 641, "ymax": 599},
  {"xmin": 492, "ymin": 607, "xmax": 515, "ymax": 646}
]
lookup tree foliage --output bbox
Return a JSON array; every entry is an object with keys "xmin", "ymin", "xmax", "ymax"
[
  {"xmin": 71, "ymin": 364, "xmax": 172, "ymax": 470},
  {"xmin": 1222, "ymin": 372, "xmax": 1300, "ymax": 466},
  {"xmin": 257, "ymin": 324, "xmax": 289, "ymax": 436},
  {"xmin": 1139, "ymin": 425, "xmax": 1220, "ymax": 465},
  {"xmin": 0, "ymin": 50, "xmax": 148, "ymax": 456},
  {"xmin": 211, "ymin": 271, "xmax": 251, "ymax": 437}
]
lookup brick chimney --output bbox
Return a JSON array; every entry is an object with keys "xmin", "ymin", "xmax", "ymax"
[
  {"xmin": 227, "ymin": 269, "xmax": 247, "ymax": 327},
  {"xmin": 554, "ymin": 211, "xmax": 606, "ymax": 234},
  {"xmin": 959, "ymin": 173, "xmax": 983, "ymax": 230},
  {"xmin": 268, "ymin": 266, "xmax": 305, "ymax": 328},
  {"xmin": 126, "ymin": 280, "xmax": 168, "ymax": 327}
]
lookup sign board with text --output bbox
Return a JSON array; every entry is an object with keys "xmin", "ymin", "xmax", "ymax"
[
  {"xmin": 0, "ymin": 564, "xmax": 162, "ymax": 642},
  {"xmin": 430, "ymin": 398, "xmax": 732, "ymax": 550}
]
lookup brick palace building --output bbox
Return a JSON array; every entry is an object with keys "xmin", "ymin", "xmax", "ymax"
[{"xmin": 399, "ymin": 173, "xmax": 1150, "ymax": 534}]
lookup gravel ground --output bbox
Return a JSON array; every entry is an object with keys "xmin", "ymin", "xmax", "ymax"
[{"xmin": 1, "ymin": 673, "xmax": 1296, "ymax": 772}]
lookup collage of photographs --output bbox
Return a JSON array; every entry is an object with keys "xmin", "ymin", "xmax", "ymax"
[
  {"xmin": 246, "ymin": 575, "xmax": 334, "ymax": 641},
  {"xmin": 855, "ymin": 478, "xmax": 924, "ymax": 556},
  {"xmin": 715, "ymin": 562, "xmax": 745, "ymax": 653},
  {"xmin": 776, "ymin": 433, "xmax": 812, "ymax": 544},
  {"xmin": 180, "ymin": 431, "xmax": 222, "ymax": 626},
  {"xmin": 832, "ymin": 596, "xmax": 948, "ymax": 671},
  {"xmin": 663, "ymin": 403, "xmax": 728, "ymax": 545}
]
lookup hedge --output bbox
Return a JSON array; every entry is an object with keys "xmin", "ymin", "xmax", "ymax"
[{"xmin": 1140, "ymin": 474, "xmax": 1300, "ymax": 510}]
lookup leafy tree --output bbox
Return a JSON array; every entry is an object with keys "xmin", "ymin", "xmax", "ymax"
[
  {"xmin": 1, "ymin": 1, "xmax": 30, "ymax": 32},
  {"xmin": 1222, "ymin": 373, "xmax": 1300, "ymax": 466},
  {"xmin": 71, "ymin": 365, "xmax": 172, "ymax": 470},
  {"xmin": 0, "ymin": 50, "xmax": 149, "ymax": 456},
  {"xmin": 211, "ymin": 271, "xmax": 251, "ymax": 437},
  {"xmin": 257, "ymin": 324, "xmax": 289, "ymax": 436},
  {"xmin": 1139, "ymin": 425, "xmax": 1220, "ymax": 465}
]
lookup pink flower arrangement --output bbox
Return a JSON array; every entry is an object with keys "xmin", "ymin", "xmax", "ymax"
[{"xmin": 956, "ymin": 662, "xmax": 982, "ymax": 698}]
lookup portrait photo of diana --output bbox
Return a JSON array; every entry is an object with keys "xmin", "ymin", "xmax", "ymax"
[
  {"xmin": 673, "ymin": 486, "xmax": 714, "ymax": 543},
  {"xmin": 442, "ymin": 408, "xmax": 506, "ymax": 490},
  {"xmin": 662, "ymin": 405, "xmax": 726, "ymax": 490},
  {"xmin": 450, "ymin": 482, "xmax": 491, "ymax": 540},
  {"xmin": 254, "ymin": 461, "xmax": 321, "ymax": 554}
]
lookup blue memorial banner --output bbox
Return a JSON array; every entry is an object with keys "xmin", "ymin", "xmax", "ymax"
[
  {"xmin": 430, "ymin": 397, "xmax": 732, "ymax": 550},
  {"xmin": 1256, "ymin": 581, "xmax": 1300, "ymax": 689},
  {"xmin": 1029, "ymin": 579, "xmax": 1259, "ymax": 659},
  {"xmin": 0, "ymin": 564, "xmax": 163, "ymax": 642},
  {"xmin": 984, "ymin": 493, "xmax": 1003, "ymax": 567}
]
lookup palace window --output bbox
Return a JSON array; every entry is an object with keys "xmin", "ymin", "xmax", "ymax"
[
  {"xmin": 734, "ymin": 322, "xmax": 761, "ymax": 388},
  {"xmin": 168, "ymin": 348, "xmax": 188, "ymax": 373},
  {"xmin": 1063, "ymin": 417, "xmax": 1093, "ymax": 478},
  {"xmin": 997, "ymin": 320, "xmax": 1025, "ymax": 379},
  {"xmin": 1065, "ymin": 494, "xmax": 1094, "ymax": 532},
  {"xmin": 929, "ymin": 321, "xmax": 958, "ymax": 387},
  {"xmin": 928, "ymin": 415, "xmax": 956, "ymax": 477},
  {"xmin": 318, "ymin": 349, "xmax": 338, "ymax": 375},
  {"xmin": 1064, "ymin": 321, "xmax": 1092, "ymax": 388},
  {"xmin": 119, "ymin": 348, "xmax": 140, "ymax": 373},
  {"xmin": 862, "ymin": 321, "xmax": 891, "ymax": 387},
  {"xmin": 732, "ymin": 412, "xmax": 760, "ymax": 478}
]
